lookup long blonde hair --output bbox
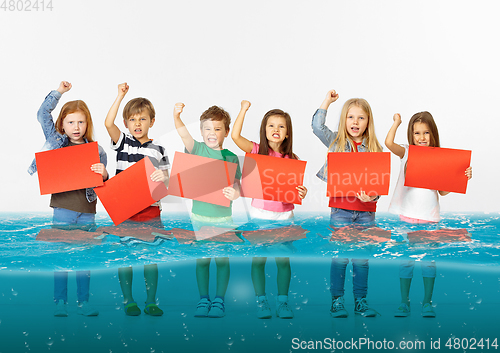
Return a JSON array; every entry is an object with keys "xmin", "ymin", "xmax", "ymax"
[{"xmin": 329, "ymin": 98, "xmax": 382, "ymax": 152}]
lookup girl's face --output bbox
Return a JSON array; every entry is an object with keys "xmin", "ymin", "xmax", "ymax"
[
  {"xmin": 412, "ymin": 122, "xmax": 431, "ymax": 146},
  {"xmin": 265, "ymin": 115, "xmax": 288, "ymax": 145},
  {"xmin": 62, "ymin": 111, "xmax": 87, "ymax": 144},
  {"xmin": 345, "ymin": 105, "xmax": 368, "ymax": 142}
]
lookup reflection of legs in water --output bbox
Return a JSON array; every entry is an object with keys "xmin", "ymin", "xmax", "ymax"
[
  {"xmin": 397, "ymin": 260, "xmax": 436, "ymax": 317},
  {"xmin": 144, "ymin": 264, "xmax": 159, "ymax": 303},
  {"xmin": 276, "ymin": 257, "xmax": 291, "ymax": 296},
  {"xmin": 118, "ymin": 266, "xmax": 134, "ymax": 304},
  {"xmin": 195, "ymin": 257, "xmax": 230, "ymax": 297},
  {"xmin": 196, "ymin": 258, "xmax": 211, "ymax": 297},
  {"xmin": 215, "ymin": 257, "xmax": 230, "ymax": 298},
  {"xmin": 330, "ymin": 258, "xmax": 349, "ymax": 297},
  {"xmin": 251, "ymin": 256, "xmax": 293, "ymax": 319},
  {"xmin": 251, "ymin": 257, "xmax": 267, "ymax": 296},
  {"xmin": 251, "ymin": 257, "xmax": 291, "ymax": 296},
  {"xmin": 329, "ymin": 258, "xmax": 349, "ymax": 318},
  {"xmin": 195, "ymin": 257, "xmax": 229, "ymax": 318},
  {"xmin": 352, "ymin": 259, "xmax": 368, "ymax": 299}
]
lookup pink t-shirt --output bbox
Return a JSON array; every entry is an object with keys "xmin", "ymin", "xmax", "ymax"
[{"xmin": 250, "ymin": 142, "xmax": 295, "ymax": 213}]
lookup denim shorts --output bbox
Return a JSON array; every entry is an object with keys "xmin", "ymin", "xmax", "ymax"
[
  {"xmin": 52, "ymin": 207, "xmax": 95, "ymax": 231},
  {"xmin": 329, "ymin": 207, "xmax": 375, "ymax": 226}
]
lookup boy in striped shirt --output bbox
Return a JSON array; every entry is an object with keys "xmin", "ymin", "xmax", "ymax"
[{"xmin": 105, "ymin": 83, "xmax": 169, "ymax": 316}]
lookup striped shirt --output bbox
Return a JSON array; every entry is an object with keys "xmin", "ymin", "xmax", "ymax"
[{"xmin": 111, "ymin": 132, "xmax": 170, "ymax": 174}]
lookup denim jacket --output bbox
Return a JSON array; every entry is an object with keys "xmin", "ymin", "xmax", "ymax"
[
  {"xmin": 311, "ymin": 108, "xmax": 370, "ymax": 182},
  {"xmin": 27, "ymin": 90, "xmax": 107, "ymax": 203}
]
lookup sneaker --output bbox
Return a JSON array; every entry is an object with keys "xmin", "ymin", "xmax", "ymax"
[
  {"xmin": 77, "ymin": 301, "xmax": 99, "ymax": 316},
  {"xmin": 194, "ymin": 298, "xmax": 211, "ymax": 317},
  {"xmin": 354, "ymin": 297, "xmax": 378, "ymax": 317},
  {"xmin": 276, "ymin": 296, "xmax": 294, "ymax": 319},
  {"xmin": 208, "ymin": 298, "xmax": 225, "ymax": 318},
  {"xmin": 330, "ymin": 296, "xmax": 348, "ymax": 318},
  {"xmin": 421, "ymin": 303, "xmax": 436, "ymax": 318},
  {"xmin": 144, "ymin": 302, "xmax": 163, "ymax": 316},
  {"xmin": 256, "ymin": 296, "xmax": 272, "ymax": 319},
  {"xmin": 394, "ymin": 303, "xmax": 410, "ymax": 317},
  {"xmin": 54, "ymin": 300, "xmax": 68, "ymax": 317},
  {"xmin": 124, "ymin": 301, "xmax": 141, "ymax": 316}
]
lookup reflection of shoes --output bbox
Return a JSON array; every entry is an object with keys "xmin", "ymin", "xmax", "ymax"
[
  {"xmin": 276, "ymin": 296, "xmax": 294, "ymax": 319},
  {"xmin": 330, "ymin": 296, "xmax": 348, "ymax": 318},
  {"xmin": 54, "ymin": 300, "xmax": 68, "ymax": 317},
  {"xmin": 256, "ymin": 296, "xmax": 272, "ymax": 319},
  {"xmin": 194, "ymin": 298, "xmax": 211, "ymax": 317},
  {"xmin": 394, "ymin": 303, "xmax": 410, "ymax": 317},
  {"xmin": 144, "ymin": 302, "xmax": 163, "ymax": 316},
  {"xmin": 421, "ymin": 303, "xmax": 436, "ymax": 318},
  {"xmin": 208, "ymin": 298, "xmax": 225, "ymax": 318},
  {"xmin": 124, "ymin": 302, "xmax": 141, "ymax": 316},
  {"xmin": 354, "ymin": 297, "xmax": 378, "ymax": 317},
  {"xmin": 77, "ymin": 301, "xmax": 99, "ymax": 316}
]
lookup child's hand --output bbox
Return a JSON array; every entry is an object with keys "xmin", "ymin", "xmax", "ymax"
[
  {"xmin": 465, "ymin": 166, "xmax": 472, "ymax": 180},
  {"xmin": 174, "ymin": 103, "xmax": 185, "ymax": 119},
  {"xmin": 324, "ymin": 89, "xmax": 339, "ymax": 104},
  {"xmin": 223, "ymin": 186, "xmax": 239, "ymax": 201},
  {"xmin": 150, "ymin": 169, "xmax": 167, "ymax": 183},
  {"xmin": 241, "ymin": 100, "xmax": 251, "ymax": 111},
  {"xmin": 118, "ymin": 83, "xmax": 129, "ymax": 98},
  {"xmin": 91, "ymin": 163, "xmax": 105, "ymax": 175},
  {"xmin": 297, "ymin": 185, "xmax": 307, "ymax": 199},
  {"xmin": 356, "ymin": 190, "xmax": 376, "ymax": 202},
  {"xmin": 393, "ymin": 113, "xmax": 402, "ymax": 126},
  {"xmin": 57, "ymin": 81, "xmax": 72, "ymax": 94}
]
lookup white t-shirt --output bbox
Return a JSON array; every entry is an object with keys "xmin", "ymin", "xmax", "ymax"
[{"xmin": 388, "ymin": 145, "xmax": 440, "ymax": 222}]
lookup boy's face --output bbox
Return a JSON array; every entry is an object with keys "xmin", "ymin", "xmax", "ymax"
[
  {"xmin": 200, "ymin": 119, "xmax": 228, "ymax": 150},
  {"xmin": 124, "ymin": 111, "xmax": 154, "ymax": 144}
]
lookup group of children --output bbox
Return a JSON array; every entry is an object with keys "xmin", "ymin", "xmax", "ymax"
[{"xmin": 30, "ymin": 83, "xmax": 472, "ymax": 319}]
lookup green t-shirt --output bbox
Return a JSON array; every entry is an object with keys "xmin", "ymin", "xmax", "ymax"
[{"xmin": 190, "ymin": 140, "xmax": 242, "ymax": 217}]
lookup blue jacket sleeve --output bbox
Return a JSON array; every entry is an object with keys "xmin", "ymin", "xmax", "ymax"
[{"xmin": 311, "ymin": 109, "xmax": 336, "ymax": 148}]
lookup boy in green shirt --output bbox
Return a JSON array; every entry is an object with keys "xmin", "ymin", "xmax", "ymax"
[{"xmin": 173, "ymin": 103, "xmax": 241, "ymax": 318}]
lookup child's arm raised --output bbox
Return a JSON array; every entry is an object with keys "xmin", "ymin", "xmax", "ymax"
[
  {"xmin": 312, "ymin": 89, "xmax": 339, "ymax": 147},
  {"xmin": 385, "ymin": 113, "xmax": 405, "ymax": 159},
  {"xmin": 57, "ymin": 81, "xmax": 72, "ymax": 95},
  {"xmin": 319, "ymin": 89, "xmax": 339, "ymax": 110},
  {"xmin": 173, "ymin": 103, "xmax": 195, "ymax": 153},
  {"xmin": 37, "ymin": 81, "xmax": 72, "ymax": 140},
  {"xmin": 231, "ymin": 100, "xmax": 253, "ymax": 153},
  {"xmin": 105, "ymin": 83, "xmax": 129, "ymax": 144}
]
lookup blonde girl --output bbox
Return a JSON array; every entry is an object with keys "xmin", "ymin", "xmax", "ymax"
[{"xmin": 312, "ymin": 89, "xmax": 382, "ymax": 318}]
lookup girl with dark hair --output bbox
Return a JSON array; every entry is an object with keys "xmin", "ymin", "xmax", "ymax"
[{"xmin": 232, "ymin": 100, "xmax": 307, "ymax": 319}]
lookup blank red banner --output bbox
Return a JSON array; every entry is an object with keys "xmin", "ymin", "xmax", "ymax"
[
  {"xmin": 405, "ymin": 146, "xmax": 471, "ymax": 194},
  {"xmin": 35, "ymin": 142, "xmax": 103, "ymax": 195},
  {"xmin": 240, "ymin": 153, "xmax": 307, "ymax": 205},
  {"xmin": 326, "ymin": 152, "xmax": 390, "ymax": 197},
  {"xmin": 168, "ymin": 152, "xmax": 238, "ymax": 207},
  {"xmin": 95, "ymin": 157, "xmax": 168, "ymax": 225}
]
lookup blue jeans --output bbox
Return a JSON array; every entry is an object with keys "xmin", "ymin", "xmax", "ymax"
[
  {"xmin": 52, "ymin": 207, "xmax": 95, "ymax": 303},
  {"xmin": 329, "ymin": 208, "xmax": 374, "ymax": 298}
]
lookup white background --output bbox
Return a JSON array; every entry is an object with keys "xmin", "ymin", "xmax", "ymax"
[{"xmin": 1, "ymin": 0, "xmax": 498, "ymax": 214}]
